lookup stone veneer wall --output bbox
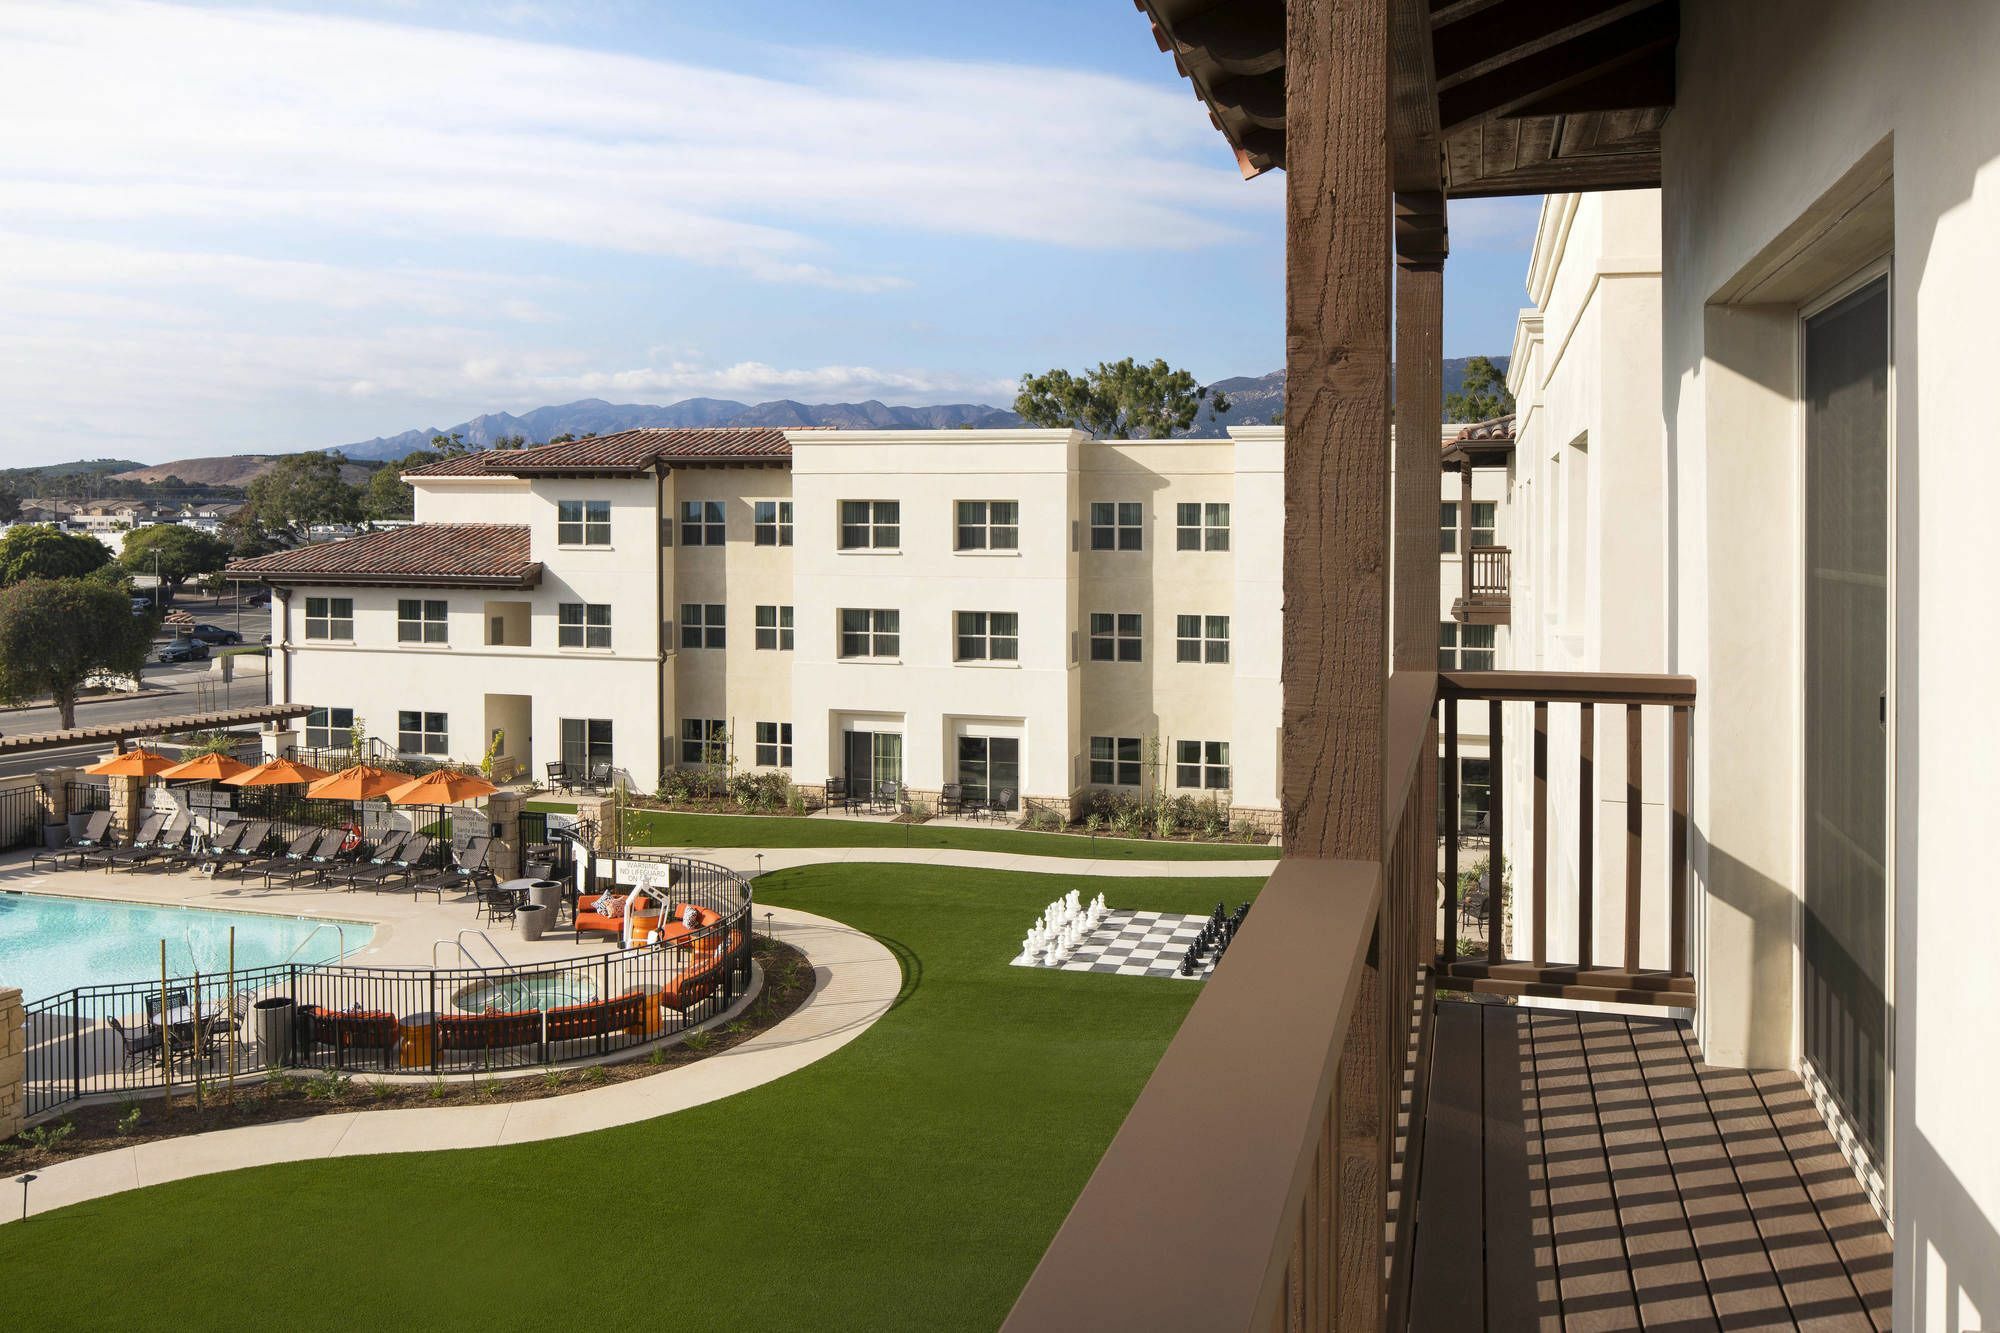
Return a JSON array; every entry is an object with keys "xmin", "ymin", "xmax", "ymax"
[{"xmin": 0, "ymin": 987, "xmax": 22, "ymax": 1142}]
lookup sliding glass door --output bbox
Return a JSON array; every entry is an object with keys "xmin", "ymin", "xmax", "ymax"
[
  {"xmin": 957, "ymin": 737, "xmax": 1020, "ymax": 809},
  {"xmin": 843, "ymin": 730, "xmax": 903, "ymax": 795}
]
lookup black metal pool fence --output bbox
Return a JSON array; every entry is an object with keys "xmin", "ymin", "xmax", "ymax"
[{"xmin": 20, "ymin": 856, "xmax": 754, "ymax": 1121}]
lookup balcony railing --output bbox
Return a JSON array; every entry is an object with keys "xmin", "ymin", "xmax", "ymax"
[{"xmin": 1450, "ymin": 544, "xmax": 1510, "ymax": 625}]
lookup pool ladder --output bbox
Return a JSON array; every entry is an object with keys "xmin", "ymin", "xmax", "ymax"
[
  {"xmin": 432, "ymin": 929, "xmax": 511, "ymax": 969},
  {"xmin": 278, "ymin": 922, "xmax": 348, "ymax": 968}
]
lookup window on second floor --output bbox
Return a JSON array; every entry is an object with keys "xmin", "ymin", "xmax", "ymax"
[
  {"xmin": 1440, "ymin": 500, "xmax": 1497, "ymax": 553},
  {"xmin": 303, "ymin": 596, "xmax": 353, "ymax": 642},
  {"xmin": 557, "ymin": 499, "xmax": 610, "ymax": 546},
  {"xmin": 755, "ymin": 721, "xmax": 793, "ymax": 768},
  {"xmin": 398, "ymin": 710, "xmax": 448, "ymax": 757},
  {"xmin": 1089, "ymin": 612, "xmax": 1143, "ymax": 662},
  {"xmin": 1089, "ymin": 501, "xmax": 1143, "ymax": 551},
  {"xmin": 679, "ymin": 500, "xmax": 725, "ymax": 546},
  {"xmin": 955, "ymin": 611, "xmax": 1019, "ymax": 662},
  {"xmin": 839, "ymin": 608, "xmax": 899, "ymax": 659},
  {"xmin": 396, "ymin": 598, "xmax": 447, "ymax": 644},
  {"xmin": 1438, "ymin": 621, "xmax": 1496, "ymax": 670},
  {"xmin": 679, "ymin": 603, "xmax": 725, "ymax": 649},
  {"xmin": 753, "ymin": 500, "xmax": 794, "ymax": 547},
  {"xmin": 1175, "ymin": 502, "xmax": 1231, "ymax": 551},
  {"xmin": 304, "ymin": 706, "xmax": 353, "ymax": 750},
  {"xmin": 955, "ymin": 500, "xmax": 1019, "ymax": 551},
  {"xmin": 1175, "ymin": 614, "xmax": 1230, "ymax": 664},
  {"xmin": 839, "ymin": 500, "xmax": 900, "ymax": 550},
  {"xmin": 755, "ymin": 604, "xmax": 794, "ymax": 651},
  {"xmin": 558, "ymin": 602, "xmax": 611, "ymax": 650}
]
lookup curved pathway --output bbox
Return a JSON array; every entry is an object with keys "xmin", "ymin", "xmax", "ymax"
[
  {"xmin": 3, "ymin": 903, "xmax": 898, "ymax": 1223},
  {"xmin": 630, "ymin": 843, "xmax": 1278, "ymax": 880}
]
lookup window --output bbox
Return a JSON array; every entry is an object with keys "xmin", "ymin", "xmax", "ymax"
[
  {"xmin": 396, "ymin": 598, "xmax": 448, "ymax": 644},
  {"xmin": 754, "ymin": 721, "xmax": 793, "ymax": 767},
  {"xmin": 1175, "ymin": 614, "xmax": 1230, "ymax": 663},
  {"xmin": 304, "ymin": 706, "xmax": 353, "ymax": 750},
  {"xmin": 957, "ymin": 736, "xmax": 1020, "ymax": 809},
  {"xmin": 1089, "ymin": 612, "xmax": 1143, "ymax": 662},
  {"xmin": 1089, "ymin": 501, "xmax": 1143, "ymax": 551},
  {"xmin": 558, "ymin": 602, "xmax": 612, "ymax": 650},
  {"xmin": 1471, "ymin": 502, "xmax": 1497, "ymax": 547},
  {"xmin": 955, "ymin": 500, "xmax": 1019, "ymax": 551},
  {"xmin": 1090, "ymin": 736, "xmax": 1142, "ymax": 786},
  {"xmin": 1175, "ymin": 502, "xmax": 1231, "ymax": 551},
  {"xmin": 1457, "ymin": 757, "xmax": 1491, "ymax": 835},
  {"xmin": 561, "ymin": 718, "xmax": 613, "ymax": 775},
  {"xmin": 753, "ymin": 500, "xmax": 793, "ymax": 547},
  {"xmin": 679, "ymin": 603, "xmax": 724, "ymax": 649},
  {"xmin": 755, "ymin": 604, "xmax": 794, "ymax": 651},
  {"xmin": 680, "ymin": 718, "xmax": 726, "ymax": 765},
  {"xmin": 397, "ymin": 710, "xmax": 447, "ymax": 756},
  {"xmin": 1440, "ymin": 501, "xmax": 1497, "ymax": 554},
  {"xmin": 839, "ymin": 500, "xmax": 899, "ymax": 550},
  {"xmin": 839, "ymin": 608, "xmax": 899, "ymax": 658},
  {"xmin": 303, "ymin": 596, "xmax": 352, "ymax": 641},
  {"xmin": 1175, "ymin": 740, "xmax": 1230, "ymax": 789},
  {"xmin": 1437, "ymin": 621, "xmax": 1496, "ymax": 670},
  {"xmin": 557, "ymin": 499, "xmax": 610, "ymax": 546},
  {"xmin": 955, "ymin": 611, "xmax": 1019, "ymax": 662},
  {"xmin": 679, "ymin": 500, "xmax": 725, "ymax": 546}
]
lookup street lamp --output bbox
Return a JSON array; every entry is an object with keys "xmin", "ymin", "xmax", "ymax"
[{"xmin": 151, "ymin": 553, "xmax": 161, "ymax": 611}]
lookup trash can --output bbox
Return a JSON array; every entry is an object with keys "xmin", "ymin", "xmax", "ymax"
[
  {"xmin": 253, "ymin": 997, "xmax": 295, "ymax": 1066},
  {"xmin": 516, "ymin": 903, "xmax": 548, "ymax": 942},
  {"xmin": 526, "ymin": 879, "xmax": 562, "ymax": 917},
  {"xmin": 42, "ymin": 822, "xmax": 65, "ymax": 850}
]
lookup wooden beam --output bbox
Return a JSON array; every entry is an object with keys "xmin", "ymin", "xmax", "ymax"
[
  {"xmin": 1436, "ymin": 3, "xmax": 1679, "ymax": 130},
  {"xmin": 1207, "ymin": 69, "xmax": 1285, "ymax": 128},
  {"xmin": 1505, "ymin": 54, "xmax": 1674, "ymax": 119},
  {"xmin": 1389, "ymin": 0, "xmax": 1444, "ymax": 194},
  {"xmin": 1168, "ymin": 3, "xmax": 1286, "ymax": 75},
  {"xmin": 1394, "ymin": 189, "xmax": 1448, "ymax": 266},
  {"xmin": 1393, "ymin": 257, "xmax": 1443, "ymax": 671},
  {"xmin": 1432, "ymin": 0, "xmax": 1664, "ymax": 87}
]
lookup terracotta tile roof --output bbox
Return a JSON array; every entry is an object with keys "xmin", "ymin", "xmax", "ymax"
[
  {"xmin": 400, "ymin": 428, "xmax": 794, "ymax": 478},
  {"xmin": 225, "ymin": 524, "xmax": 540, "ymax": 588},
  {"xmin": 1446, "ymin": 414, "xmax": 1516, "ymax": 445}
]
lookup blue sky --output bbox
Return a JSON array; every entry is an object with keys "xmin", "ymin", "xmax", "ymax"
[{"xmin": 0, "ymin": 1, "xmax": 1541, "ymax": 465}]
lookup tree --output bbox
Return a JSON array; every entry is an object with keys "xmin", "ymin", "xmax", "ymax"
[
  {"xmin": 490, "ymin": 433, "xmax": 528, "ymax": 451},
  {"xmin": 119, "ymin": 524, "xmax": 230, "ymax": 601},
  {"xmin": 1445, "ymin": 355, "xmax": 1516, "ymax": 422},
  {"xmin": 1014, "ymin": 358, "xmax": 1215, "ymax": 439},
  {"xmin": 429, "ymin": 432, "xmax": 470, "ymax": 454},
  {"xmin": 0, "ymin": 578, "xmax": 153, "ymax": 728},
  {"xmin": 0, "ymin": 525, "xmax": 111, "ymax": 584},
  {"xmin": 0, "ymin": 484, "xmax": 20, "ymax": 523},
  {"xmin": 243, "ymin": 452, "xmax": 362, "ymax": 539},
  {"xmin": 361, "ymin": 449, "xmax": 440, "ymax": 522}
]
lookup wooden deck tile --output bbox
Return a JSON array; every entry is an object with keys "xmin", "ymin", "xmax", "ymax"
[
  {"xmin": 1530, "ymin": 1010, "xmax": 1642, "ymax": 1330},
  {"xmin": 1485, "ymin": 1005, "xmax": 1560, "ymax": 1330},
  {"xmin": 1410, "ymin": 1001, "xmax": 1487, "ymax": 1332}
]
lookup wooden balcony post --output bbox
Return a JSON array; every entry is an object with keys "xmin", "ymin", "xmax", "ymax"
[
  {"xmin": 1393, "ymin": 257, "xmax": 1443, "ymax": 672},
  {"xmin": 1460, "ymin": 460, "xmax": 1474, "ymax": 606}
]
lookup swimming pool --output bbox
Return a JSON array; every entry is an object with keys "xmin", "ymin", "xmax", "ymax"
[{"xmin": 0, "ymin": 893, "xmax": 373, "ymax": 1001}]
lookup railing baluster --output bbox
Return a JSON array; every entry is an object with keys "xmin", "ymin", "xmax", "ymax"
[
  {"xmin": 1488, "ymin": 698, "xmax": 1504, "ymax": 964},
  {"xmin": 1532, "ymin": 699, "xmax": 1548, "ymax": 966},
  {"xmin": 1625, "ymin": 703, "xmax": 1643, "ymax": 973},
  {"xmin": 1671, "ymin": 704, "xmax": 1691, "ymax": 978},
  {"xmin": 1579, "ymin": 702, "xmax": 1595, "ymax": 971},
  {"xmin": 1443, "ymin": 696, "xmax": 1458, "ymax": 963}
]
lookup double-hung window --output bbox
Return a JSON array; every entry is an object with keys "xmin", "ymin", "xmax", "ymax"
[
  {"xmin": 1175, "ymin": 739, "xmax": 1230, "ymax": 790},
  {"xmin": 1175, "ymin": 502, "xmax": 1231, "ymax": 551},
  {"xmin": 1439, "ymin": 500, "xmax": 1497, "ymax": 553},
  {"xmin": 753, "ymin": 500, "xmax": 793, "ymax": 547},
  {"xmin": 1089, "ymin": 736, "xmax": 1142, "ymax": 786},
  {"xmin": 755, "ymin": 721, "xmax": 793, "ymax": 767},
  {"xmin": 557, "ymin": 499, "xmax": 610, "ymax": 546},
  {"xmin": 1089, "ymin": 501, "xmax": 1143, "ymax": 551},
  {"xmin": 1088, "ymin": 613, "xmax": 1143, "ymax": 662},
  {"xmin": 304, "ymin": 706, "xmax": 354, "ymax": 750},
  {"xmin": 396, "ymin": 598, "xmax": 447, "ymax": 644},
  {"xmin": 955, "ymin": 500, "xmax": 1018, "ymax": 551},
  {"xmin": 1437, "ymin": 621, "xmax": 1496, "ymax": 670},
  {"xmin": 679, "ymin": 603, "xmax": 725, "ymax": 649},
  {"xmin": 680, "ymin": 718, "xmax": 726, "ymax": 765},
  {"xmin": 398, "ymin": 711, "xmax": 448, "ymax": 757},
  {"xmin": 304, "ymin": 596, "xmax": 353, "ymax": 641},
  {"xmin": 755, "ymin": 604, "xmax": 794, "ymax": 651},
  {"xmin": 839, "ymin": 500, "xmax": 900, "ymax": 550},
  {"xmin": 558, "ymin": 602, "xmax": 612, "ymax": 650},
  {"xmin": 839, "ymin": 608, "xmax": 899, "ymax": 659},
  {"xmin": 954, "ymin": 611, "xmax": 1018, "ymax": 662},
  {"xmin": 679, "ymin": 500, "xmax": 725, "ymax": 546},
  {"xmin": 1175, "ymin": 614, "xmax": 1230, "ymax": 663}
]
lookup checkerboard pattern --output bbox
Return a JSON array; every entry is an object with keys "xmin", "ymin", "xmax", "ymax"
[{"xmin": 1008, "ymin": 909, "xmax": 1215, "ymax": 981}]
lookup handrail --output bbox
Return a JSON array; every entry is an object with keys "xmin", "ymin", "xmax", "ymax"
[
  {"xmin": 432, "ymin": 929, "xmax": 509, "ymax": 970},
  {"xmin": 279, "ymin": 922, "xmax": 347, "ymax": 967},
  {"xmin": 1440, "ymin": 667, "xmax": 1696, "ymax": 706}
]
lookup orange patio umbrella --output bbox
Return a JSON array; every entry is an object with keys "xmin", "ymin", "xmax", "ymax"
[
  {"xmin": 86, "ymin": 747, "xmax": 178, "ymax": 778},
  {"xmin": 385, "ymin": 769, "xmax": 498, "ymax": 806},
  {"xmin": 157, "ymin": 752, "xmax": 251, "ymax": 782},
  {"xmin": 306, "ymin": 764, "xmax": 415, "ymax": 802},
  {"xmin": 219, "ymin": 757, "xmax": 331, "ymax": 787}
]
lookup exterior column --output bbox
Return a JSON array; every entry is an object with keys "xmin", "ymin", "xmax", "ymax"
[
  {"xmin": 106, "ymin": 766, "xmax": 145, "ymax": 838},
  {"xmin": 485, "ymin": 790, "xmax": 523, "ymax": 884},
  {"xmin": 571, "ymin": 794, "xmax": 617, "ymax": 852},
  {"xmin": 0, "ymin": 987, "xmax": 21, "ymax": 1144},
  {"xmin": 1394, "ymin": 261, "xmax": 1445, "ymax": 671},
  {"xmin": 36, "ymin": 766, "xmax": 76, "ymax": 832},
  {"xmin": 1460, "ymin": 460, "xmax": 1474, "ymax": 606}
]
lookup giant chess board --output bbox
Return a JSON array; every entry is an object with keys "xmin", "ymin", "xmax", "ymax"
[{"xmin": 1008, "ymin": 909, "xmax": 1216, "ymax": 981}]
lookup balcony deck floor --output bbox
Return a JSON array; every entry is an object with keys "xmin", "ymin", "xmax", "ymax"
[{"xmin": 1404, "ymin": 1000, "xmax": 1891, "ymax": 1332}]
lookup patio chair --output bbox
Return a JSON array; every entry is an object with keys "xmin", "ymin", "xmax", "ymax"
[
  {"xmin": 475, "ymin": 881, "xmax": 519, "ymax": 925},
  {"xmin": 202, "ymin": 820, "xmax": 273, "ymax": 874},
  {"xmin": 78, "ymin": 812, "xmax": 166, "ymax": 869},
  {"xmin": 263, "ymin": 828, "xmax": 352, "ymax": 889},
  {"xmin": 873, "ymin": 780, "xmax": 902, "ymax": 815},
  {"xmin": 823, "ymin": 776, "xmax": 849, "ymax": 813},
  {"xmin": 143, "ymin": 988, "xmax": 191, "ymax": 1028},
  {"xmin": 407, "ymin": 835, "xmax": 493, "ymax": 903},
  {"xmin": 990, "ymin": 788, "xmax": 1019, "ymax": 822},
  {"xmin": 224, "ymin": 828, "xmax": 319, "ymax": 881},
  {"xmin": 939, "ymin": 783, "xmax": 964, "ymax": 817},
  {"xmin": 106, "ymin": 1016, "xmax": 163, "ymax": 1070},
  {"xmin": 30, "ymin": 810, "xmax": 112, "ymax": 870},
  {"xmin": 109, "ymin": 811, "xmax": 193, "ymax": 870},
  {"xmin": 339, "ymin": 833, "xmax": 430, "ymax": 892},
  {"xmin": 587, "ymin": 762, "xmax": 614, "ymax": 791},
  {"xmin": 544, "ymin": 761, "xmax": 572, "ymax": 793}
]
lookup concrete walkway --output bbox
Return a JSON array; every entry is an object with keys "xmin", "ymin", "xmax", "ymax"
[
  {"xmin": 3, "ymin": 903, "xmax": 898, "ymax": 1223},
  {"xmin": 635, "ymin": 844, "xmax": 1278, "ymax": 880}
]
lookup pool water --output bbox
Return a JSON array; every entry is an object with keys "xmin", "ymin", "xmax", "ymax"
[
  {"xmin": 452, "ymin": 975, "xmax": 595, "ymax": 1013},
  {"xmin": 0, "ymin": 893, "xmax": 372, "ymax": 1001}
]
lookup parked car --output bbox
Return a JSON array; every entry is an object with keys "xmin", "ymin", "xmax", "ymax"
[
  {"xmin": 157, "ymin": 638, "xmax": 210, "ymax": 663},
  {"xmin": 186, "ymin": 623, "xmax": 242, "ymax": 645},
  {"xmin": 130, "ymin": 597, "xmax": 155, "ymax": 615},
  {"xmin": 244, "ymin": 589, "xmax": 271, "ymax": 607}
]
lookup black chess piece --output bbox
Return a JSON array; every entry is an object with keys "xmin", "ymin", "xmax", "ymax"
[{"xmin": 1178, "ymin": 952, "xmax": 1196, "ymax": 976}]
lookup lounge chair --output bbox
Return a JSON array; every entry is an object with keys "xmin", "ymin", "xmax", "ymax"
[
  {"xmin": 106, "ymin": 1016, "xmax": 163, "ymax": 1070},
  {"xmin": 30, "ymin": 810, "xmax": 113, "ymax": 870},
  {"xmin": 107, "ymin": 811, "xmax": 193, "ymax": 870},
  {"xmin": 173, "ymin": 819, "xmax": 249, "ymax": 872},
  {"xmin": 199, "ymin": 820, "xmax": 271, "ymax": 874},
  {"xmin": 223, "ymin": 828, "xmax": 318, "ymax": 880},
  {"xmin": 78, "ymin": 812, "xmax": 166, "ymax": 869},
  {"xmin": 262, "ymin": 828, "xmax": 351, "ymax": 889},
  {"xmin": 407, "ymin": 836, "xmax": 493, "ymax": 903},
  {"xmin": 337, "ymin": 833, "xmax": 429, "ymax": 891}
]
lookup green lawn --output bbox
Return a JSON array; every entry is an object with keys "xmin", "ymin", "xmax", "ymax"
[
  {"xmin": 0, "ymin": 865, "xmax": 1264, "ymax": 1331},
  {"xmin": 530, "ymin": 802, "xmax": 1278, "ymax": 861}
]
